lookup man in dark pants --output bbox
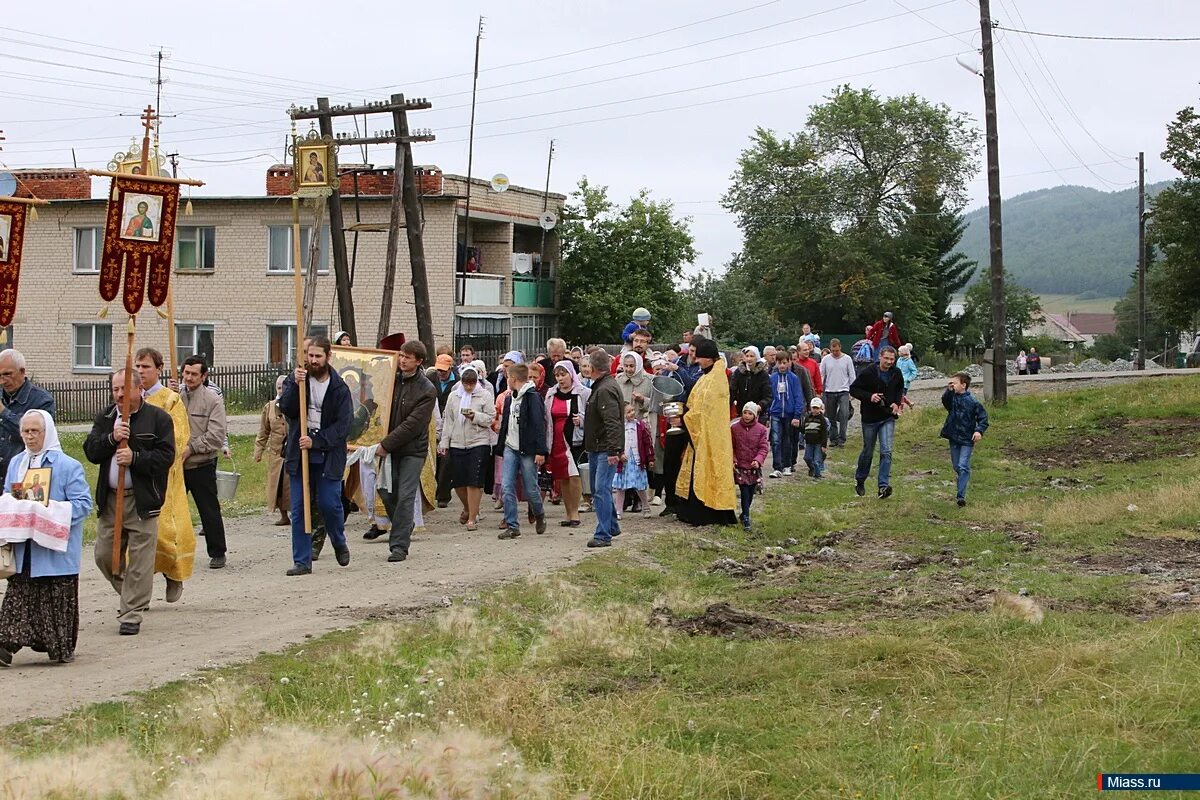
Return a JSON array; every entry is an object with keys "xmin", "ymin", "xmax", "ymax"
[
  {"xmin": 179, "ymin": 356, "xmax": 229, "ymax": 569},
  {"xmin": 377, "ymin": 340, "xmax": 436, "ymax": 563},
  {"xmin": 849, "ymin": 345, "xmax": 906, "ymax": 500},
  {"xmin": 84, "ymin": 369, "xmax": 175, "ymax": 635},
  {"xmin": 280, "ymin": 335, "xmax": 354, "ymax": 575}
]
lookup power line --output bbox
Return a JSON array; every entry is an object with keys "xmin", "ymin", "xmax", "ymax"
[{"xmin": 995, "ymin": 25, "xmax": 1200, "ymax": 42}]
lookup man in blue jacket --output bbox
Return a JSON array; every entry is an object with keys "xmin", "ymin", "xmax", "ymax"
[
  {"xmin": 495, "ymin": 362, "xmax": 549, "ymax": 539},
  {"xmin": 280, "ymin": 335, "xmax": 353, "ymax": 575},
  {"xmin": 0, "ymin": 349, "xmax": 55, "ymax": 480},
  {"xmin": 767, "ymin": 350, "xmax": 804, "ymax": 478},
  {"xmin": 940, "ymin": 371, "xmax": 989, "ymax": 507}
]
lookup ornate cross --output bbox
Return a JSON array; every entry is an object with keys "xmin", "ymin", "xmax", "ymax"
[{"xmin": 139, "ymin": 106, "xmax": 157, "ymax": 173}]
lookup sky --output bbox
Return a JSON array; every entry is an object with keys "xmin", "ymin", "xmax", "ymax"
[{"xmin": 1, "ymin": 0, "xmax": 1196, "ymax": 273}]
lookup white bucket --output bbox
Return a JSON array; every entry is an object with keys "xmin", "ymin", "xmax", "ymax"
[{"xmin": 215, "ymin": 470, "xmax": 241, "ymax": 501}]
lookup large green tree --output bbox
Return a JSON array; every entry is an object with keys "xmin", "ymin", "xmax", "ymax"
[
  {"xmin": 960, "ymin": 273, "xmax": 1043, "ymax": 349},
  {"xmin": 1148, "ymin": 105, "xmax": 1200, "ymax": 329},
  {"xmin": 558, "ymin": 178, "xmax": 695, "ymax": 344},
  {"xmin": 721, "ymin": 85, "xmax": 979, "ymax": 348}
]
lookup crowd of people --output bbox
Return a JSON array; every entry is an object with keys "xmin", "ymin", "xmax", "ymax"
[{"xmin": 0, "ymin": 305, "xmax": 990, "ymax": 668}]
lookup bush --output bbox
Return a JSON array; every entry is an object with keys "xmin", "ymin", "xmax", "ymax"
[{"xmin": 1090, "ymin": 333, "xmax": 1131, "ymax": 362}]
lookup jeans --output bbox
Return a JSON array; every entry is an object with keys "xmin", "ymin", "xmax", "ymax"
[
  {"xmin": 824, "ymin": 391, "xmax": 850, "ymax": 445},
  {"xmin": 804, "ymin": 442, "xmax": 825, "ymax": 477},
  {"xmin": 501, "ymin": 447, "xmax": 544, "ymax": 530},
  {"xmin": 770, "ymin": 416, "xmax": 795, "ymax": 471},
  {"xmin": 738, "ymin": 483, "xmax": 755, "ymax": 524},
  {"xmin": 383, "ymin": 454, "xmax": 426, "ymax": 556},
  {"xmin": 588, "ymin": 451, "xmax": 620, "ymax": 542},
  {"xmin": 289, "ymin": 468, "xmax": 347, "ymax": 568},
  {"xmin": 949, "ymin": 443, "xmax": 974, "ymax": 500},
  {"xmin": 184, "ymin": 460, "xmax": 227, "ymax": 558},
  {"xmin": 855, "ymin": 418, "xmax": 895, "ymax": 488}
]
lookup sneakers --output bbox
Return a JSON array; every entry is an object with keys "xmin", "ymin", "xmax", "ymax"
[
  {"xmin": 119, "ymin": 621, "xmax": 140, "ymax": 635},
  {"xmin": 586, "ymin": 538, "xmax": 611, "ymax": 548},
  {"xmin": 387, "ymin": 551, "xmax": 408, "ymax": 562},
  {"xmin": 165, "ymin": 578, "xmax": 184, "ymax": 603},
  {"xmin": 957, "ymin": 497, "xmax": 967, "ymax": 507},
  {"xmin": 335, "ymin": 548, "xmax": 350, "ymax": 567},
  {"xmin": 650, "ymin": 496, "xmax": 663, "ymax": 506},
  {"xmin": 535, "ymin": 515, "xmax": 547, "ymax": 535},
  {"xmin": 769, "ymin": 470, "xmax": 783, "ymax": 479},
  {"xmin": 209, "ymin": 556, "xmax": 226, "ymax": 569},
  {"xmin": 879, "ymin": 485, "xmax": 893, "ymax": 500},
  {"xmin": 363, "ymin": 525, "xmax": 385, "ymax": 540},
  {"xmin": 855, "ymin": 480, "xmax": 865, "ymax": 497},
  {"xmin": 642, "ymin": 509, "xmax": 652, "ymax": 519},
  {"xmin": 782, "ymin": 467, "xmax": 793, "ymax": 477},
  {"xmin": 580, "ymin": 502, "xmax": 594, "ymax": 513},
  {"xmin": 286, "ymin": 565, "xmax": 312, "ymax": 576},
  {"xmin": 498, "ymin": 527, "xmax": 521, "ymax": 540}
]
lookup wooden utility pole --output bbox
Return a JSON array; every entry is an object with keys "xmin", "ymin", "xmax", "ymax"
[
  {"xmin": 1136, "ymin": 151, "xmax": 1146, "ymax": 370},
  {"xmin": 463, "ymin": 16, "xmax": 485, "ymax": 256},
  {"xmin": 316, "ymin": 97, "xmax": 357, "ymax": 344},
  {"xmin": 979, "ymin": 0, "xmax": 1007, "ymax": 404},
  {"xmin": 292, "ymin": 98, "xmax": 434, "ymax": 350}
]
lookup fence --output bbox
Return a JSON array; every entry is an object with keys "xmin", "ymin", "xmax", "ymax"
[{"xmin": 44, "ymin": 363, "xmax": 289, "ymax": 424}]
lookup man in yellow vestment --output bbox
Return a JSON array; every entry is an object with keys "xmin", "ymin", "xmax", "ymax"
[
  {"xmin": 135, "ymin": 347, "xmax": 195, "ymax": 601},
  {"xmin": 675, "ymin": 337, "xmax": 737, "ymax": 527}
]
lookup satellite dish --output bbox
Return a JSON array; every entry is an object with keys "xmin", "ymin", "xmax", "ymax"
[
  {"xmin": 0, "ymin": 173, "xmax": 17, "ymax": 198},
  {"xmin": 490, "ymin": 173, "xmax": 510, "ymax": 193},
  {"xmin": 539, "ymin": 210, "xmax": 557, "ymax": 231}
]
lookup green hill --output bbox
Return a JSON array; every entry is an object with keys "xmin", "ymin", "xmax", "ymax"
[{"xmin": 958, "ymin": 182, "xmax": 1170, "ymax": 295}]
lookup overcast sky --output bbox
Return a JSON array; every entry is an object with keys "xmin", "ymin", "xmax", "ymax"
[{"xmin": 2, "ymin": 0, "xmax": 1196, "ymax": 271}]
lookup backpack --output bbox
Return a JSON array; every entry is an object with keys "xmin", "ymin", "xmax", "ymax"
[{"xmin": 853, "ymin": 340, "xmax": 874, "ymax": 363}]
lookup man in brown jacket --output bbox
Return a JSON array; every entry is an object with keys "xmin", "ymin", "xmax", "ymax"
[
  {"xmin": 180, "ymin": 355, "xmax": 229, "ymax": 569},
  {"xmin": 377, "ymin": 340, "xmax": 437, "ymax": 563}
]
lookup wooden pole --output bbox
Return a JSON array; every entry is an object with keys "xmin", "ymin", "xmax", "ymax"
[
  {"xmin": 979, "ymin": 0, "xmax": 1007, "ymax": 405},
  {"xmin": 111, "ymin": 310, "xmax": 137, "ymax": 577},
  {"xmin": 377, "ymin": 93, "xmax": 407, "ymax": 347},
  {"xmin": 1136, "ymin": 151, "xmax": 1146, "ymax": 370},
  {"xmin": 165, "ymin": 282, "xmax": 178, "ymax": 383},
  {"xmin": 397, "ymin": 102, "xmax": 435, "ymax": 352},
  {"xmin": 292, "ymin": 195, "xmax": 312, "ymax": 535},
  {"xmin": 316, "ymin": 97, "xmax": 357, "ymax": 343}
]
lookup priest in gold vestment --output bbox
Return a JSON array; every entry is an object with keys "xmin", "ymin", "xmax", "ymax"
[
  {"xmin": 674, "ymin": 337, "xmax": 737, "ymax": 527},
  {"xmin": 135, "ymin": 348, "xmax": 195, "ymax": 601}
]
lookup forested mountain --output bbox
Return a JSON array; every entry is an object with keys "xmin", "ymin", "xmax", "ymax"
[{"xmin": 958, "ymin": 182, "xmax": 1170, "ymax": 296}]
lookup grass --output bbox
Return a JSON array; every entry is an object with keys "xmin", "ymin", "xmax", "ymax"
[
  {"xmin": 1035, "ymin": 293, "xmax": 1121, "ymax": 315},
  {"xmin": 6, "ymin": 378, "xmax": 1200, "ymax": 798}
]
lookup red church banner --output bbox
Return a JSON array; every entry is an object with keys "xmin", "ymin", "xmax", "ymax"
[
  {"xmin": 0, "ymin": 200, "xmax": 30, "ymax": 328},
  {"xmin": 100, "ymin": 175, "xmax": 180, "ymax": 314}
]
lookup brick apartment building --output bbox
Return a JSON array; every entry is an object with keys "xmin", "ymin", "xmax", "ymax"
[{"xmin": 11, "ymin": 165, "xmax": 564, "ymax": 382}]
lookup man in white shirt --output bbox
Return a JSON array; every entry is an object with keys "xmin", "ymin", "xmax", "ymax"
[{"xmin": 820, "ymin": 338, "xmax": 857, "ymax": 447}]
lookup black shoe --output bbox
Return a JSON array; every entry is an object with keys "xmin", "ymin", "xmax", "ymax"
[
  {"xmin": 363, "ymin": 526, "xmax": 385, "ymax": 541},
  {"xmin": 209, "ymin": 556, "xmax": 226, "ymax": 569},
  {"xmin": 879, "ymin": 485, "xmax": 893, "ymax": 500},
  {"xmin": 535, "ymin": 515, "xmax": 547, "ymax": 535},
  {"xmin": 286, "ymin": 565, "xmax": 312, "ymax": 576},
  {"xmin": 335, "ymin": 548, "xmax": 350, "ymax": 567},
  {"xmin": 0, "ymin": 646, "xmax": 12, "ymax": 667},
  {"xmin": 498, "ymin": 527, "xmax": 521, "ymax": 540},
  {"xmin": 437, "ymin": 501, "xmax": 449, "ymax": 509},
  {"xmin": 559, "ymin": 519, "xmax": 581, "ymax": 527},
  {"xmin": 586, "ymin": 538, "xmax": 611, "ymax": 548},
  {"xmin": 659, "ymin": 507, "xmax": 676, "ymax": 517},
  {"xmin": 855, "ymin": 481, "xmax": 865, "ymax": 497},
  {"xmin": 56, "ymin": 652, "xmax": 75, "ymax": 664},
  {"xmin": 119, "ymin": 621, "xmax": 140, "ymax": 636},
  {"xmin": 957, "ymin": 498, "xmax": 967, "ymax": 507},
  {"xmin": 387, "ymin": 551, "xmax": 408, "ymax": 562}
]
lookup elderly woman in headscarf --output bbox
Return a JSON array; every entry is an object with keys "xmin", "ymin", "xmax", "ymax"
[
  {"xmin": 254, "ymin": 374, "xmax": 291, "ymax": 526},
  {"xmin": 0, "ymin": 410, "xmax": 93, "ymax": 666},
  {"xmin": 615, "ymin": 351, "xmax": 654, "ymax": 422},
  {"xmin": 544, "ymin": 359, "xmax": 591, "ymax": 527},
  {"xmin": 438, "ymin": 366, "xmax": 495, "ymax": 531},
  {"xmin": 674, "ymin": 338, "xmax": 738, "ymax": 527}
]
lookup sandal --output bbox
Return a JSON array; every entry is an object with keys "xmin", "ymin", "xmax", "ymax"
[
  {"xmin": 466, "ymin": 521, "xmax": 477, "ymax": 531},
  {"xmin": 459, "ymin": 511, "xmax": 470, "ymax": 525}
]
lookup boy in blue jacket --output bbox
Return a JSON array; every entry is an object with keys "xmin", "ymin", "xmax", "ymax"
[
  {"xmin": 940, "ymin": 371, "xmax": 989, "ymax": 507},
  {"xmin": 767, "ymin": 351, "xmax": 804, "ymax": 478}
]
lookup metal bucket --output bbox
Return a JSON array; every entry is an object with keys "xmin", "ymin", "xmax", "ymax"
[
  {"xmin": 577, "ymin": 460, "xmax": 590, "ymax": 494},
  {"xmin": 215, "ymin": 470, "xmax": 241, "ymax": 501}
]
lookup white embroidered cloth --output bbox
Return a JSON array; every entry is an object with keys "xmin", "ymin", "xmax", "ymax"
[{"xmin": 0, "ymin": 494, "xmax": 73, "ymax": 553}]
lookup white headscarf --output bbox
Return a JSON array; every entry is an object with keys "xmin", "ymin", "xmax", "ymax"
[
  {"xmin": 17, "ymin": 409, "xmax": 62, "ymax": 476},
  {"xmin": 618, "ymin": 350, "xmax": 645, "ymax": 380},
  {"xmin": 453, "ymin": 366, "xmax": 483, "ymax": 419}
]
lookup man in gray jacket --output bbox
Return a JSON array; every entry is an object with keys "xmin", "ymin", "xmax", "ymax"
[
  {"xmin": 582, "ymin": 349, "xmax": 625, "ymax": 548},
  {"xmin": 377, "ymin": 340, "xmax": 437, "ymax": 563},
  {"xmin": 180, "ymin": 355, "xmax": 229, "ymax": 569}
]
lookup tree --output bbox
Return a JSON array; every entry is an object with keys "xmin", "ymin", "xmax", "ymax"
[
  {"xmin": 558, "ymin": 178, "xmax": 696, "ymax": 344},
  {"xmin": 960, "ymin": 273, "xmax": 1042, "ymax": 350},
  {"xmin": 1111, "ymin": 248, "xmax": 1179, "ymax": 360},
  {"xmin": 1148, "ymin": 105, "xmax": 1200, "ymax": 329},
  {"xmin": 680, "ymin": 259, "xmax": 790, "ymax": 345},
  {"xmin": 721, "ymin": 86, "xmax": 979, "ymax": 349}
]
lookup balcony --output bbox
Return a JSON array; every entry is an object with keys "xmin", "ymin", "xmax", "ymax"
[
  {"xmin": 455, "ymin": 272, "xmax": 504, "ymax": 306},
  {"xmin": 512, "ymin": 276, "xmax": 555, "ymax": 308}
]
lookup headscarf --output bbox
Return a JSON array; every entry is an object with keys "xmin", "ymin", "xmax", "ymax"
[
  {"xmin": 529, "ymin": 362, "xmax": 546, "ymax": 392},
  {"xmin": 619, "ymin": 350, "xmax": 645, "ymax": 379},
  {"xmin": 501, "ymin": 350, "xmax": 524, "ymax": 365},
  {"xmin": 552, "ymin": 359, "xmax": 582, "ymax": 396},
  {"xmin": 453, "ymin": 366, "xmax": 482, "ymax": 419},
  {"xmin": 741, "ymin": 345, "xmax": 760, "ymax": 364},
  {"xmin": 334, "ymin": 330, "xmax": 350, "ymax": 345},
  {"xmin": 16, "ymin": 409, "xmax": 62, "ymax": 476}
]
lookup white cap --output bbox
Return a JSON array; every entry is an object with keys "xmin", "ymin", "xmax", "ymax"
[
  {"xmin": 742, "ymin": 401, "xmax": 761, "ymax": 416},
  {"xmin": 810, "ymin": 397, "xmax": 825, "ymax": 408}
]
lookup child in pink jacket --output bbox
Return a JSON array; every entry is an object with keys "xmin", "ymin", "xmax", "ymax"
[{"xmin": 731, "ymin": 401, "xmax": 770, "ymax": 531}]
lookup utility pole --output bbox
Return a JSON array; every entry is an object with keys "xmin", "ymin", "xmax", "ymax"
[
  {"xmin": 379, "ymin": 93, "xmax": 406, "ymax": 347},
  {"xmin": 538, "ymin": 139, "xmax": 555, "ymax": 269},
  {"xmin": 979, "ymin": 0, "xmax": 1007, "ymax": 404},
  {"xmin": 316, "ymin": 97, "xmax": 356, "ymax": 344},
  {"xmin": 463, "ymin": 16, "xmax": 485, "ymax": 256},
  {"xmin": 396, "ymin": 99, "xmax": 434, "ymax": 353},
  {"xmin": 1136, "ymin": 151, "xmax": 1146, "ymax": 370},
  {"xmin": 167, "ymin": 152, "xmax": 179, "ymax": 179}
]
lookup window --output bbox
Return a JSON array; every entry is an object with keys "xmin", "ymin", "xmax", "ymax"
[
  {"xmin": 266, "ymin": 323, "xmax": 329, "ymax": 364},
  {"xmin": 455, "ymin": 315, "xmax": 510, "ymax": 368},
  {"xmin": 73, "ymin": 324, "xmax": 112, "ymax": 370},
  {"xmin": 267, "ymin": 225, "xmax": 330, "ymax": 273},
  {"xmin": 176, "ymin": 226, "xmax": 216, "ymax": 271},
  {"xmin": 74, "ymin": 228, "xmax": 103, "ymax": 274},
  {"xmin": 510, "ymin": 314, "xmax": 556, "ymax": 358},
  {"xmin": 176, "ymin": 324, "xmax": 215, "ymax": 368}
]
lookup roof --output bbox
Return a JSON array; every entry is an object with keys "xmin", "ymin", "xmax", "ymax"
[
  {"xmin": 1042, "ymin": 313, "xmax": 1088, "ymax": 342},
  {"xmin": 1066, "ymin": 313, "xmax": 1117, "ymax": 335}
]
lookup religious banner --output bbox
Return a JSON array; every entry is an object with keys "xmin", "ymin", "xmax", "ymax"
[
  {"xmin": 99, "ymin": 174, "xmax": 181, "ymax": 314},
  {"xmin": 0, "ymin": 199, "xmax": 29, "ymax": 327}
]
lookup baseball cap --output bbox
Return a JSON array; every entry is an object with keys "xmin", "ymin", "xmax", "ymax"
[
  {"xmin": 435, "ymin": 354, "xmax": 454, "ymax": 370},
  {"xmin": 810, "ymin": 397, "xmax": 825, "ymax": 408}
]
